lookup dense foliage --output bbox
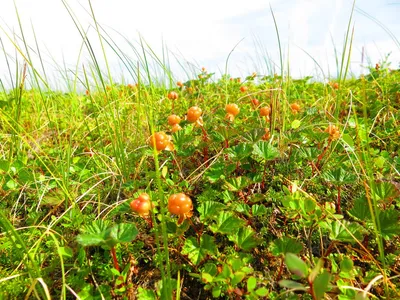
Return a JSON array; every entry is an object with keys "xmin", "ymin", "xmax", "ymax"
[{"xmin": 0, "ymin": 65, "xmax": 399, "ymax": 299}]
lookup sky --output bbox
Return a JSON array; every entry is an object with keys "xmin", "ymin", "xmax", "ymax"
[{"xmin": 0, "ymin": 0, "xmax": 399, "ymax": 90}]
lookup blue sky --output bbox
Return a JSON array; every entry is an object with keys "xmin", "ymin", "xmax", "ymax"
[{"xmin": 1, "ymin": 0, "xmax": 399, "ymax": 90}]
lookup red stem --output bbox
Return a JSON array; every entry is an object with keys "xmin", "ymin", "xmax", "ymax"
[
  {"xmin": 111, "ymin": 247, "xmax": 120, "ymax": 272},
  {"xmin": 276, "ymin": 256, "xmax": 285, "ymax": 281},
  {"xmin": 316, "ymin": 139, "xmax": 332, "ymax": 170}
]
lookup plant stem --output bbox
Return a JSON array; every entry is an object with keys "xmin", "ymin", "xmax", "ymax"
[{"xmin": 110, "ymin": 247, "xmax": 120, "ymax": 272}]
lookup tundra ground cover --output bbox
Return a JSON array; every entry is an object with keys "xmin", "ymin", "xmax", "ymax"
[
  {"xmin": 0, "ymin": 63, "xmax": 399, "ymax": 299},
  {"xmin": 1, "ymin": 2, "xmax": 400, "ymax": 299}
]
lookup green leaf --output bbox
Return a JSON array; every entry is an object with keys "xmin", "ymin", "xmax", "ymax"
[
  {"xmin": 201, "ymin": 273, "xmax": 214, "ymax": 283},
  {"xmin": 312, "ymin": 270, "xmax": 331, "ymax": 300},
  {"xmin": 137, "ymin": 287, "xmax": 156, "ymax": 300},
  {"xmin": 291, "ymin": 119, "xmax": 301, "ymax": 129},
  {"xmin": 76, "ymin": 219, "xmax": 110, "ymax": 248},
  {"xmin": 309, "ymin": 258, "xmax": 324, "ymax": 282},
  {"xmin": 255, "ymin": 287, "xmax": 269, "ymax": 296},
  {"xmin": 374, "ymin": 156, "xmax": 386, "ymax": 168},
  {"xmin": 231, "ymin": 271, "xmax": 246, "ymax": 286},
  {"xmin": 5, "ymin": 179, "xmax": 18, "ymax": 190},
  {"xmin": 212, "ymin": 286, "xmax": 222, "ymax": 298},
  {"xmin": 205, "ymin": 162, "xmax": 235, "ymax": 183},
  {"xmin": 253, "ymin": 141, "xmax": 279, "ymax": 161},
  {"xmin": 243, "ymin": 128, "xmax": 265, "ymax": 143},
  {"xmin": 203, "ymin": 263, "xmax": 218, "ymax": 277},
  {"xmin": 285, "ymin": 253, "xmax": 308, "ymax": 278},
  {"xmin": 181, "ymin": 235, "xmax": 217, "ymax": 265},
  {"xmin": 58, "ymin": 246, "xmax": 73, "ymax": 258},
  {"xmin": 340, "ymin": 257, "xmax": 354, "ymax": 273},
  {"xmin": 230, "ymin": 226, "xmax": 260, "ymax": 251},
  {"xmin": 210, "ymin": 212, "xmax": 246, "ymax": 235},
  {"xmin": 322, "ymin": 220, "xmax": 365, "ymax": 244},
  {"xmin": 278, "ymin": 279, "xmax": 307, "ymax": 290},
  {"xmin": 228, "ymin": 143, "xmax": 254, "ymax": 160},
  {"xmin": 341, "ymin": 134, "xmax": 354, "ymax": 151},
  {"xmin": 235, "ymin": 203, "xmax": 251, "ymax": 216},
  {"xmin": 0, "ymin": 159, "xmax": 10, "ymax": 172},
  {"xmin": 372, "ymin": 181, "xmax": 399, "ymax": 202},
  {"xmin": 197, "ymin": 201, "xmax": 226, "ymax": 221},
  {"xmin": 348, "ymin": 197, "xmax": 371, "ymax": 221},
  {"xmin": 323, "ymin": 168, "xmax": 357, "ymax": 185},
  {"xmin": 270, "ymin": 237, "xmax": 303, "ymax": 256},
  {"xmin": 76, "ymin": 233, "xmax": 107, "ymax": 248},
  {"xmin": 247, "ymin": 276, "xmax": 257, "ymax": 292},
  {"xmin": 230, "ymin": 258, "xmax": 244, "ymax": 271},
  {"xmin": 218, "ymin": 264, "xmax": 232, "ymax": 280},
  {"xmin": 299, "ymin": 198, "xmax": 316, "ymax": 214},
  {"xmin": 223, "ymin": 176, "xmax": 251, "ymax": 191},
  {"xmin": 107, "ymin": 223, "xmax": 138, "ymax": 244},
  {"xmin": 251, "ymin": 204, "xmax": 268, "ymax": 216},
  {"xmin": 378, "ymin": 209, "xmax": 400, "ymax": 239}
]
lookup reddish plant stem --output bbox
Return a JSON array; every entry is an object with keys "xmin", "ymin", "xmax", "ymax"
[
  {"xmin": 308, "ymin": 279, "xmax": 317, "ymax": 300},
  {"xmin": 316, "ymin": 139, "xmax": 332, "ymax": 170},
  {"xmin": 276, "ymin": 256, "xmax": 285, "ymax": 281},
  {"xmin": 110, "ymin": 247, "xmax": 120, "ymax": 272}
]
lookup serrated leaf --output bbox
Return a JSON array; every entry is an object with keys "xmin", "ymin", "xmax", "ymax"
[
  {"xmin": 285, "ymin": 253, "xmax": 308, "ymax": 278},
  {"xmin": 378, "ymin": 209, "xmax": 400, "ymax": 239},
  {"xmin": 228, "ymin": 143, "xmax": 254, "ymax": 160},
  {"xmin": 230, "ymin": 226, "xmax": 260, "ymax": 251},
  {"xmin": 372, "ymin": 181, "xmax": 399, "ymax": 202},
  {"xmin": 235, "ymin": 203, "xmax": 251, "ymax": 216},
  {"xmin": 223, "ymin": 176, "xmax": 251, "ymax": 191},
  {"xmin": 252, "ymin": 141, "xmax": 279, "ymax": 161},
  {"xmin": 243, "ymin": 128, "xmax": 265, "ymax": 143},
  {"xmin": 322, "ymin": 220, "xmax": 365, "ymax": 244},
  {"xmin": 76, "ymin": 219, "xmax": 109, "ymax": 248},
  {"xmin": 76, "ymin": 233, "xmax": 107, "ymax": 248},
  {"xmin": 209, "ymin": 212, "xmax": 246, "ymax": 235},
  {"xmin": 107, "ymin": 223, "xmax": 138, "ymax": 244},
  {"xmin": 197, "ymin": 201, "xmax": 226, "ymax": 221},
  {"xmin": 181, "ymin": 235, "xmax": 217, "ymax": 265},
  {"xmin": 251, "ymin": 204, "xmax": 268, "ymax": 216},
  {"xmin": 205, "ymin": 162, "xmax": 231, "ymax": 183},
  {"xmin": 349, "ymin": 197, "xmax": 371, "ymax": 221},
  {"xmin": 323, "ymin": 168, "xmax": 357, "ymax": 185},
  {"xmin": 270, "ymin": 237, "xmax": 303, "ymax": 256}
]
